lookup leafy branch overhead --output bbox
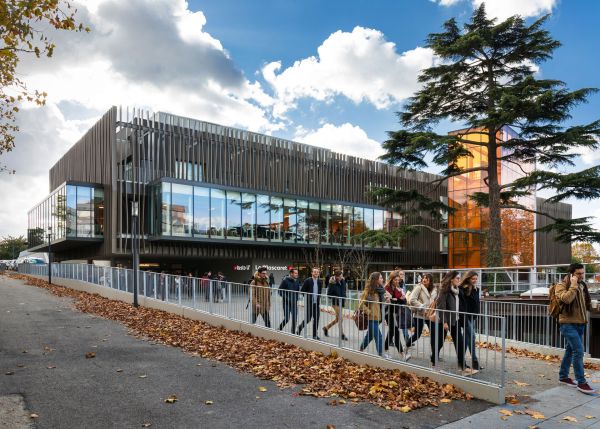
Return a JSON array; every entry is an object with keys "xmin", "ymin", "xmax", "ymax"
[
  {"xmin": 0, "ymin": 1, "xmax": 89, "ymax": 171},
  {"xmin": 373, "ymin": 4, "xmax": 600, "ymax": 265}
]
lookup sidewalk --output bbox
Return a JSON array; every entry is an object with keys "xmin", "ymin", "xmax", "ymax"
[
  {"xmin": 0, "ymin": 274, "xmax": 490, "ymax": 428},
  {"xmin": 440, "ymin": 375, "xmax": 600, "ymax": 428}
]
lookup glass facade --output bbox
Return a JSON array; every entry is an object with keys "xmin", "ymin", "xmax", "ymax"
[
  {"xmin": 153, "ymin": 181, "xmax": 390, "ymax": 248},
  {"xmin": 448, "ymin": 127, "xmax": 535, "ymax": 268},
  {"xmin": 27, "ymin": 183, "xmax": 104, "ymax": 248}
]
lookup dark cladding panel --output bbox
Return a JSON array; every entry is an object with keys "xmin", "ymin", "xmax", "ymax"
[{"xmin": 536, "ymin": 197, "xmax": 572, "ymax": 265}]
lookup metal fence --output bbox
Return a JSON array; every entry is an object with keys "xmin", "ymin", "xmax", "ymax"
[
  {"xmin": 19, "ymin": 263, "xmax": 507, "ymax": 387},
  {"xmin": 384, "ymin": 264, "xmax": 600, "ymax": 294}
]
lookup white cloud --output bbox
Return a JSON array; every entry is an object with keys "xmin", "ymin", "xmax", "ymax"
[
  {"xmin": 434, "ymin": 0, "xmax": 557, "ymax": 19},
  {"xmin": 263, "ymin": 26, "xmax": 436, "ymax": 117},
  {"xmin": 294, "ymin": 122, "xmax": 384, "ymax": 160}
]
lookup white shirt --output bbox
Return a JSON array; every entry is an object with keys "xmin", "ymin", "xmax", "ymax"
[{"xmin": 312, "ymin": 278, "xmax": 319, "ymax": 299}]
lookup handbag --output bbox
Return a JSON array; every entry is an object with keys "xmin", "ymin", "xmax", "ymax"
[
  {"xmin": 353, "ymin": 309, "xmax": 368, "ymax": 331},
  {"xmin": 425, "ymin": 299, "xmax": 438, "ymax": 323}
]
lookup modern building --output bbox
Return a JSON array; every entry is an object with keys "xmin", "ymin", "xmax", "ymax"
[{"xmin": 27, "ymin": 107, "xmax": 448, "ymax": 282}]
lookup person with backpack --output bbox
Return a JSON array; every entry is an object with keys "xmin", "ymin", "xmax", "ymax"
[
  {"xmin": 323, "ymin": 270, "xmax": 348, "ymax": 340},
  {"xmin": 555, "ymin": 263, "xmax": 593, "ymax": 394},
  {"xmin": 277, "ymin": 268, "xmax": 300, "ymax": 333}
]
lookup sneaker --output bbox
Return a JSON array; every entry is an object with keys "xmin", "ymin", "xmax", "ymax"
[
  {"xmin": 559, "ymin": 378, "xmax": 577, "ymax": 387},
  {"xmin": 382, "ymin": 353, "xmax": 391, "ymax": 359},
  {"xmin": 402, "ymin": 352, "xmax": 412, "ymax": 362},
  {"xmin": 322, "ymin": 327, "xmax": 329, "ymax": 337},
  {"xmin": 463, "ymin": 368, "xmax": 479, "ymax": 376},
  {"xmin": 577, "ymin": 383, "xmax": 595, "ymax": 394},
  {"xmin": 313, "ymin": 335, "xmax": 321, "ymax": 341},
  {"xmin": 341, "ymin": 334, "xmax": 348, "ymax": 341}
]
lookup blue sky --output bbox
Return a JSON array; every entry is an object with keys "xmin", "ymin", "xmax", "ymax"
[{"xmin": 1, "ymin": 0, "xmax": 599, "ymax": 241}]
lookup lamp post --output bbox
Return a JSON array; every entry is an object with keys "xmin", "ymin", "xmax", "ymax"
[
  {"xmin": 47, "ymin": 226, "xmax": 52, "ymax": 284},
  {"xmin": 132, "ymin": 201, "xmax": 139, "ymax": 308}
]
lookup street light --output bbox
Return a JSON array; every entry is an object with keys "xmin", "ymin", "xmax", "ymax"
[
  {"xmin": 47, "ymin": 226, "xmax": 52, "ymax": 284},
  {"xmin": 132, "ymin": 201, "xmax": 139, "ymax": 308}
]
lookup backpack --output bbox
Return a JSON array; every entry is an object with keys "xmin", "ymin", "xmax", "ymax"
[{"xmin": 548, "ymin": 283, "xmax": 563, "ymax": 319}]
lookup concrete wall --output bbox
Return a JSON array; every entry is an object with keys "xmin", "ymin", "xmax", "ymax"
[{"xmin": 28, "ymin": 274, "xmax": 505, "ymax": 404}]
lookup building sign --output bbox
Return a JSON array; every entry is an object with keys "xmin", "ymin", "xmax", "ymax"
[{"xmin": 232, "ymin": 264, "xmax": 251, "ymax": 271}]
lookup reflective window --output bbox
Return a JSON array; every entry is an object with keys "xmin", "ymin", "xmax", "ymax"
[
  {"xmin": 241, "ymin": 193, "xmax": 256, "ymax": 240},
  {"xmin": 342, "ymin": 205, "xmax": 353, "ymax": 245},
  {"xmin": 210, "ymin": 189, "xmax": 226, "ymax": 238},
  {"xmin": 193, "ymin": 186, "xmax": 210, "ymax": 237},
  {"xmin": 171, "ymin": 184, "xmax": 192, "ymax": 237},
  {"xmin": 283, "ymin": 198, "xmax": 297, "ymax": 243},
  {"xmin": 256, "ymin": 195, "xmax": 270, "ymax": 241},
  {"xmin": 296, "ymin": 200, "xmax": 308, "ymax": 243},
  {"xmin": 77, "ymin": 186, "xmax": 93, "ymax": 237},
  {"xmin": 331, "ymin": 204, "xmax": 344, "ymax": 245},
  {"xmin": 161, "ymin": 182, "xmax": 171, "ymax": 236},
  {"xmin": 307, "ymin": 202, "xmax": 320, "ymax": 243},
  {"xmin": 226, "ymin": 191, "xmax": 242, "ymax": 239},
  {"xmin": 320, "ymin": 203, "xmax": 331, "ymax": 244},
  {"xmin": 93, "ymin": 188, "xmax": 104, "ymax": 236},
  {"xmin": 67, "ymin": 185, "xmax": 77, "ymax": 237},
  {"xmin": 270, "ymin": 197, "xmax": 284, "ymax": 241}
]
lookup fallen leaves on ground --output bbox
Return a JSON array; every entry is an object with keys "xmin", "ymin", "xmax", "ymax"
[
  {"xmin": 258, "ymin": 386, "xmax": 267, "ymax": 392},
  {"xmin": 141, "ymin": 423, "xmax": 152, "ymax": 428},
  {"xmin": 205, "ymin": 400, "xmax": 213, "ymax": 405},
  {"xmin": 164, "ymin": 395, "xmax": 178, "ymax": 404},
  {"xmin": 499, "ymin": 409, "xmax": 513, "ymax": 416},
  {"xmin": 513, "ymin": 381, "xmax": 530, "ymax": 387},
  {"xmin": 586, "ymin": 415, "xmax": 596, "ymax": 419},
  {"xmin": 10, "ymin": 273, "xmax": 472, "ymax": 412},
  {"xmin": 477, "ymin": 341, "xmax": 600, "ymax": 371},
  {"xmin": 85, "ymin": 352, "xmax": 96, "ymax": 359},
  {"xmin": 563, "ymin": 416, "xmax": 577, "ymax": 422},
  {"xmin": 30, "ymin": 413, "xmax": 39, "ymax": 419}
]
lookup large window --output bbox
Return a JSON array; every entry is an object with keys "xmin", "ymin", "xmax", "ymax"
[
  {"xmin": 171, "ymin": 184, "xmax": 192, "ymax": 237},
  {"xmin": 256, "ymin": 195, "xmax": 270, "ymax": 241},
  {"xmin": 307, "ymin": 202, "xmax": 320, "ymax": 243},
  {"xmin": 226, "ymin": 191, "xmax": 242, "ymax": 239},
  {"xmin": 331, "ymin": 204, "xmax": 344, "ymax": 245},
  {"xmin": 210, "ymin": 189, "xmax": 226, "ymax": 238},
  {"xmin": 241, "ymin": 193, "xmax": 256, "ymax": 240},
  {"xmin": 270, "ymin": 197, "xmax": 284, "ymax": 241},
  {"xmin": 296, "ymin": 200, "xmax": 308, "ymax": 243},
  {"xmin": 161, "ymin": 182, "xmax": 171, "ymax": 236},
  {"xmin": 283, "ymin": 198, "xmax": 297, "ymax": 243},
  {"xmin": 193, "ymin": 187, "xmax": 210, "ymax": 237}
]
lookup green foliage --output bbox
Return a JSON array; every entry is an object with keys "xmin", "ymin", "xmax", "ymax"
[
  {"xmin": 0, "ymin": 235, "xmax": 28, "ymax": 259},
  {"xmin": 374, "ymin": 4, "xmax": 600, "ymax": 266},
  {"xmin": 0, "ymin": 1, "xmax": 88, "ymax": 172}
]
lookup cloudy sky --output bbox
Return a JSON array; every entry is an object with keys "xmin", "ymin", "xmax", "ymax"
[{"xmin": 1, "ymin": 0, "xmax": 599, "ymax": 243}]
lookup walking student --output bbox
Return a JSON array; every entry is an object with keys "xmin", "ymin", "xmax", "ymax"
[
  {"xmin": 459, "ymin": 270, "xmax": 482, "ymax": 371},
  {"xmin": 358, "ymin": 272, "xmax": 390, "ymax": 357},
  {"xmin": 556, "ymin": 263, "xmax": 593, "ymax": 394},
  {"xmin": 405, "ymin": 273, "xmax": 436, "ymax": 349},
  {"xmin": 297, "ymin": 267, "xmax": 323, "ymax": 340},
  {"xmin": 250, "ymin": 267, "xmax": 271, "ymax": 328},
  {"xmin": 323, "ymin": 270, "xmax": 348, "ymax": 340},
  {"xmin": 278, "ymin": 268, "xmax": 300, "ymax": 333},
  {"xmin": 384, "ymin": 271, "xmax": 410, "ymax": 361},
  {"xmin": 396, "ymin": 270, "xmax": 412, "ymax": 343},
  {"xmin": 433, "ymin": 271, "xmax": 467, "ymax": 372}
]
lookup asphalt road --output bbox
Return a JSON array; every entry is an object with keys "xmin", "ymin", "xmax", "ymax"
[{"xmin": 0, "ymin": 274, "xmax": 490, "ymax": 429}]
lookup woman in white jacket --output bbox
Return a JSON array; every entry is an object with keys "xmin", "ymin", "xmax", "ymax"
[{"xmin": 405, "ymin": 273, "xmax": 436, "ymax": 349}]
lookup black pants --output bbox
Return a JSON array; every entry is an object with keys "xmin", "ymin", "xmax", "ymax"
[
  {"xmin": 252, "ymin": 309, "xmax": 271, "ymax": 328},
  {"xmin": 297, "ymin": 301, "xmax": 320, "ymax": 337},
  {"xmin": 385, "ymin": 308, "xmax": 404, "ymax": 353},
  {"xmin": 405, "ymin": 318, "xmax": 430, "ymax": 348},
  {"xmin": 278, "ymin": 299, "xmax": 297, "ymax": 333},
  {"xmin": 430, "ymin": 322, "xmax": 465, "ymax": 367}
]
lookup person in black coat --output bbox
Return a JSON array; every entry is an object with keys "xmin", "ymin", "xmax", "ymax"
[
  {"xmin": 459, "ymin": 270, "xmax": 482, "ymax": 371},
  {"xmin": 278, "ymin": 268, "xmax": 300, "ymax": 333},
  {"xmin": 323, "ymin": 270, "xmax": 348, "ymax": 340},
  {"xmin": 297, "ymin": 267, "xmax": 323, "ymax": 340}
]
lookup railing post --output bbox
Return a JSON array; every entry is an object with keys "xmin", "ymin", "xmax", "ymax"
[
  {"xmin": 586, "ymin": 313, "xmax": 591, "ymax": 355},
  {"xmin": 501, "ymin": 316, "xmax": 506, "ymax": 388},
  {"xmin": 192, "ymin": 278, "xmax": 197, "ymax": 309},
  {"xmin": 209, "ymin": 280, "xmax": 213, "ymax": 314},
  {"xmin": 143, "ymin": 272, "xmax": 147, "ymax": 297},
  {"xmin": 178, "ymin": 277, "xmax": 182, "ymax": 307},
  {"xmin": 248, "ymin": 284, "xmax": 253, "ymax": 323},
  {"xmin": 512, "ymin": 303, "xmax": 516, "ymax": 341},
  {"xmin": 165, "ymin": 276, "xmax": 169, "ymax": 302},
  {"xmin": 125, "ymin": 269, "xmax": 128, "ymax": 292},
  {"xmin": 227, "ymin": 282, "xmax": 232, "ymax": 318},
  {"xmin": 154, "ymin": 274, "xmax": 157, "ymax": 300}
]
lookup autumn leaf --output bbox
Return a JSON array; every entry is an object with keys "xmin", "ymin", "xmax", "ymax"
[
  {"xmin": 338, "ymin": 400, "xmax": 346, "ymax": 404},
  {"xmin": 399, "ymin": 406, "xmax": 411, "ymax": 413},
  {"xmin": 440, "ymin": 398, "xmax": 452, "ymax": 404},
  {"xmin": 585, "ymin": 415, "xmax": 596, "ymax": 419},
  {"xmin": 164, "ymin": 395, "xmax": 178, "ymax": 404},
  {"xmin": 30, "ymin": 413, "xmax": 39, "ymax": 419},
  {"xmin": 141, "ymin": 423, "xmax": 152, "ymax": 428},
  {"xmin": 139, "ymin": 375, "xmax": 147, "ymax": 378},
  {"xmin": 563, "ymin": 416, "xmax": 577, "ymax": 422},
  {"xmin": 85, "ymin": 352, "xmax": 96, "ymax": 359},
  {"xmin": 513, "ymin": 381, "xmax": 530, "ymax": 387},
  {"xmin": 5, "ymin": 371, "xmax": 14, "ymax": 375},
  {"xmin": 116, "ymin": 369, "xmax": 123, "ymax": 372},
  {"xmin": 326, "ymin": 425, "xmax": 335, "ymax": 429},
  {"xmin": 205, "ymin": 400, "xmax": 213, "ymax": 405},
  {"xmin": 499, "ymin": 410, "xmax": 513, "ymax": 416},
  {"xmin": 258, "ymin": 386, "xmax": 267, "ymax": 392}
]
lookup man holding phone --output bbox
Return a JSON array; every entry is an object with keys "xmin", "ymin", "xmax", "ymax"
[{"xmin": 555, "ymin": 263, "xmax": 593, "ymax": 394}]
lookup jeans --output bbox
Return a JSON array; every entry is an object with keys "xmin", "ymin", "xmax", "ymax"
[
  {"xmin": 559, "ymin": 323, "xmax": 586, "ymax": 384},
  {"xmin": 464, "ymin": 318, "xmax": 479, "ymax": 368},
  {"xmin": 360, "ymin": 320, "xmax": 383, "ymax": 355},
  {"xmin": 297, "ymin": 301, "xmax": 321, "ymax": 337}
]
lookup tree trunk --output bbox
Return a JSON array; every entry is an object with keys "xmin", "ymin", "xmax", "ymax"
[{"xmin": 486, "ymin": 127, "xmax": 503, "ymax": 267}]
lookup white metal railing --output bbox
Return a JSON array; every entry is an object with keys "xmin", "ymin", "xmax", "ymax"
[
  {"xmin": 19, "ymin": 263, "xmax": 508, "ymax": 387},
  {"xmin": 384, "ymin": 264, "xmax": 599, "ymax": 295}
]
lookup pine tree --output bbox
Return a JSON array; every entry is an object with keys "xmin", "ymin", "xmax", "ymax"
[{"xmin": 374, "ymin": 4, "xmax": 600, "ymax": 267}]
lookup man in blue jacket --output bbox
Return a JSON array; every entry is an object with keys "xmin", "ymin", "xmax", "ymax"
[
  {"xmin": 323, "ymin": 270, "xmax": 348, "ymax": 340},
  {"xmin": 297, "ymin": 267, "xmax": 323, "ymax": 340},
  {"xmin": 277, "ymin": 268, "xmax": 300, "ymax": 333}
]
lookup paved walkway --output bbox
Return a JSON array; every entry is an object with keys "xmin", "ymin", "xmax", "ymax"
[
  {"xmin": 441, "ymin": 376, "xmax": 600, "ymax": 428},
  {"xmin": 0, "ymin": 274, "xmax": 490, "ymax": 428}
]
